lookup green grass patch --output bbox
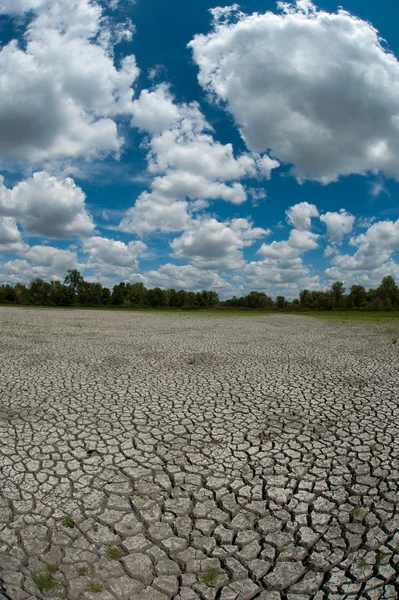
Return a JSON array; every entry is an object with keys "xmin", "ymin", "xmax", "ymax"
[
  {"xmin": 105, "ymin": 546, "xmax": 124, "ymax": 560},
  {"xmin": 86, "ymin": 582, "xmax": 104, "ymax": 593},
  {"xmin": 33, "ymin": 568, "xmax": 58, "ymax": 593},
  {"xmin": 351, "ymin": 506, "xmax": 363, "ymax": 519},
  {"xmin": 62, "ymin": 514, "xmax": 74, "ymax": 528},
  {"xmin": 300, "ymin": 310, "xmax": 399, "ymax": 323},
  {"xmin": 356, "ymin": 559, "xmax": 367, "ymax": 569},
  {"xmin": 199, "ymin": 568, "xmax": 224, "ymax": 587}
]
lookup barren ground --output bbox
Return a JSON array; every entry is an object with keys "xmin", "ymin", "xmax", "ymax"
[{"xmin": 0, "ymin": 307, "xmax": 398, "ymax": 600}]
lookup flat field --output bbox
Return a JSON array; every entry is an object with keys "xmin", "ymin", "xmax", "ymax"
[{"xmin": 0, "ymin": 307, "xmax": 398, "ymax": 600}]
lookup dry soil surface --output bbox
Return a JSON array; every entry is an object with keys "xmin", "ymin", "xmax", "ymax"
[{"xmin": 0, "ymin": 307, "xmax": 398, "ymax": 600}]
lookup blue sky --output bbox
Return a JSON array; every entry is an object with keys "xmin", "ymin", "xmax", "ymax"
[{"xmin": 0, "ymin": 0, "xmax": 399, "ymax": 298}]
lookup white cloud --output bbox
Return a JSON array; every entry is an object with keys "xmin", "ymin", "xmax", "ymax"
[
  {"xmin": 170, "ymin": 218, "xmax": 269, "ymax": 269},
  {"xmin": 1, "ymin": 245, "xmax": 78, "ymax": 282},
  {"xmin": 320, "ymin": 209, "xmax": 355, "ymax": 243},
  {"xmin": 120, "ymin": 193, "xmax": 191, "ymax": 236},
  {"xmin": 324, "ymin": 245, "xmax": 336, "ymax": 258},
  {"xmin": 257, "ymin": 228, "xmax": 319, "ymax": 259},
  {"xmin": 244, "ymin": 258, "xmax": 319, "ymax": 294},
  {"xmin": 132, "ymin": 85, "xmax": 262, "ymax": 182},
  {"xmin": 0, "ymin": 0, "xmax": 46, "ymax": 13},
  {"xmin": 0, "ymin": 172, "xmax": 94, "ymax": 238},
  {"xmin": 130, "ymin": 84, "xmax": 181, "ymax": 135},
  {"xmin": 151, "ymin": 172, "xmax": 247, "ymax": 205},
  {"xmin": 286, "ymin": 202, "xmax": 319, "ymax": 230},
  {"xmin": 0, "ymin": 217, "xmax": 21, "ymax": 245},
  {"xmin": 121, "ymin": 85, "xmax": 278, "ymax": 235},
  {"xmin": 190, "ymin": 1, "xmax": 399, "ymax": 183},
  {"xmin": 0, "ymin": 0, "xmax": 139, "ymax": 166},
  {"xmin": 143, "ymin": 263, "xmax": 231, "ymax": 293},
  {"xmin": 82, "ymin": 236, "xmax": 147, "ymax": 269},
  {"xmin": 325, "ymin": 218, "xmax": 399, "ymax": 287}
]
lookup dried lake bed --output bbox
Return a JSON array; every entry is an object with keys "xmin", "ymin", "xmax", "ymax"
[{"xmin": 0, "ymin": 307, "xmax": 398, "ymax": 600}]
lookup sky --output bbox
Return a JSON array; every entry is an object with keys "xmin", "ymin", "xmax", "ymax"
[{"xmin": 0, "ymin": 0, "xmax": 399, "ymax": 299}]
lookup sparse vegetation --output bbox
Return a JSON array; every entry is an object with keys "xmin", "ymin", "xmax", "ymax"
[
  {"xmin": 200, "ymin": 567, "xmax": 224, "ymax": 587},
  {"xmin": 86, "ymin": 582, "xmax": 104, "ymax": 593},
  {"xmin": 45, "ymin": 564, "xmax": 59, "ymax": 574},
  {"xmin": 33, "ymin": 567, "xmax": 58, "ymax": 593},
  {"xmin": 76, "ymin": 566, "xmax": 89, "ymax": 576},
  {"xmin": 62, "ymin": 514, "xmax": 74, "ymax": 528},
  {"xmin": 351, "ymin": 506, "xmax": 363, "ymax": 519},
  {"xmin": 356, "ymin": 559, "xmax": 367, "ymax": 569},
  {"xmin": 105, "ymin": 546, "xmax": 124, "ymax": 560},
  {"xmin": 92, "ymin": 523, "xmax": 99, "ymax": 531}
]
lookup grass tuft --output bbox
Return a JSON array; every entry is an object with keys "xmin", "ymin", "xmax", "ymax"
[
  {"xmin": 105, "ymin": 546, "xmax": 124, "ymax": 560},
  {"xmin": 62, "ymin": 514, "xmax": 74, "ymax": 528},
  {"xmin": 356, "ymin": 559, "xmax": 367, "ymax": 569},
  {"xmin": 33, "ymin": 571, "xmax": 57, "ymax": 593},
  {"xmin": 200, "ymin": 567, "xmax": 223, "ymax": 587},
  {"xmin": 86, "ymin": 582, "xmax": 104, "ymax": 593},
  {"xmin": 351, "ymin": 506, "xmax": 363, "ymax": 519}
]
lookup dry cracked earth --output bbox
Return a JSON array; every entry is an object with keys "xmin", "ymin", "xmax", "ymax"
[{"xmin": 0, "ymin": 307, "xmax": 398, "ymax": 600}]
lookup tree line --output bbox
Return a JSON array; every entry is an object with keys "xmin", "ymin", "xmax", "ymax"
[{"xmin": 0, "ymin": 270, "xmax": 398, "ymax": 311}]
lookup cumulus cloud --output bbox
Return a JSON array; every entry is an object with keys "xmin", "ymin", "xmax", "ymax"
[
  {"xmin": 286, "ymin": 202, "xmax": 319, "ymax": 230},
  {"xmin": 325, "ymin": 218, "xmax": 399, "ymax": 288},
  {"xmin": 120, "ymin": 194, "xmax": 191, "ymax": 236},
  {"xmin": 244, "ymin": 257, "xmax": 319, "ymax": 293},
  {"xmin": 0, "ymin": 217, "xmax": 21, "ymax": 245},
  {"xmin": 170, "ymin": 218, "xmax": 269, "ymax": 269},
  {"xmin": 190, "ymin": 1, "xmax": 399, "ymax": 183},
  {"xmin": 320, "ymin": 209, "xmax": 355, "ymax": 243},
  {"xmin": 143, "ymin": 263, "xmax": 231, "ymax": 293},
  {"xmin": 0, "ymin": 0, "xmax": 47, "ymax": 13},
  {"xmin": 1, "ymin": 245, "xmax": 79, "ymax": 283},
  {"xmin": 121, "ymin": 85, "xmax": 277, "ymax": 235},
  {"xmin": 0, "ymin": 172, "xmax": 94, "ymax": 238},
  {"xmin": 82, "ymin": 236, "xmax": 147, "ymax": 269},
  {"xmin": 248, "ymin": 224, "xmax": 320, "ymax": 296},
  {"xmin": 0, "ymin": 0, "xmax": 139, "ymax": 166},
  {"xmin": 257, "ymin": 228, "xmax": 319, "ymax": 260}
]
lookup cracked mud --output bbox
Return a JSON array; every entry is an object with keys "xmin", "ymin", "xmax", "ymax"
[{"xmin": 0, "ymin": 307, "xmax": 398, "ymax": 600}]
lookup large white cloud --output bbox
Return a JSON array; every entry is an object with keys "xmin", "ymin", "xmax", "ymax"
[
  {"xmin": 143, "ymin": 263, "xmax": 231, "ymax": 293},
  {"xmin": 190, "ymin": 1, "xmax": 399, "ymax": 183},
  {"xmin": 0, "ymin": 172, "xmax": 94, "ymax": 238},
  {"xmin": 257, "ymin": 228, "xmax": 319, "ymax": 260},
  {"xmin": 327, "ymin": 218, "xmax": 399, "ymax": 274},
  {"xmin": 320, "ymin": 209, "xmax": 355, "ymax": 243},
  {"xmin": 170, "ymin": 218, "xmax": 269, "ymax": 269},
  {"xmin": 0, "ymin": 0, "xmax": 139, "ymax": 165},
  {"xmin": 286, "ymin": 202, "xmax": 319, "ymax": 230},
  {"xmin": 1, "ymin": 245, "xmax": 79, "ymax": 283},
  {"xmin": 120, "ymin": 85, "xmax": 277, "ymax": 235},
  {"xmin": 0, "ymin": 217, "xmax": 21, "ymax": 245},
  {"xmin": 0, "ymin": 0, "xmax": 46, "ymax": 13},
  {"xmin": 82, "ymin": 236, "xmax": 147, "ymax": 269}
]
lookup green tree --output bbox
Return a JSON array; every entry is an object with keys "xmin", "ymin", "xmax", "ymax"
[
  {"xmin": 330, "ymin": 281, "xmax": 345, "ymax": 307},
  {"xmin": 275, "ymin": 296, "xmax": 287, "ymax": 310},
  {"xmin": 379, "ymin": 275, "xmax": 398, "ymax": 305},
  {"xmin": 64, "ymin": 270, "xmax": 85, "ymax": 297},
  {"xmin": 349, "ymin": 284, "xmax": 367, "ymax": 309}
]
